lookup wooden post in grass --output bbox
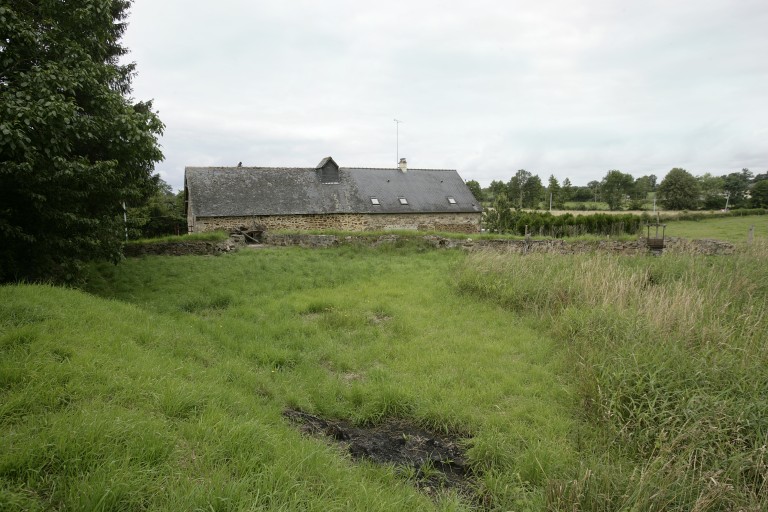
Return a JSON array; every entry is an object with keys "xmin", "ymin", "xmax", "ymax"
[
  {"xmin": 524, "ymin": 225, "xmax": 530, "ymax": 253},
  {"xmin": 748, "ymin": 225, "xmax": 754, "ymax": 244}
]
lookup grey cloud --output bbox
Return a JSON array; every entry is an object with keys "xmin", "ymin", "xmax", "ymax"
[{"xmin": 124, "ymin": 0, "xmax": 768, "ymax": 190}]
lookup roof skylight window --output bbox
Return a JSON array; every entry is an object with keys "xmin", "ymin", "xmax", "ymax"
[
  {"xmin": 370, "ymin": 197, "xmax": 380, "ymax": 205},
  {"xmin": 399, "ymin": 197, "xmax": 409, "ymax": 205},
  {"xmin": 447, "ymin": 197, "xmax": 457, "ymax": 204}
]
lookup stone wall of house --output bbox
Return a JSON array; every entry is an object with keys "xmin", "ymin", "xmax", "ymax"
[{"xmin": 191, "ymin": 213, "xmax": 482, "ymax": 234}]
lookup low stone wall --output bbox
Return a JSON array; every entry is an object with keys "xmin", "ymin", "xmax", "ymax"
[
  {"xmin": 123, "ymin": 238, "xmax": 243, "ymax": 257},
  {"xmin": 663, "ymin": 237, "xmax": 736, "ymax": 255},
  {"xmin": 124, "ymin": 234, "xmax": 735, "ymax": 257},
  {"xmin": 191, "ymin": 212, "xmax": 482, "ymax": 234},
  {"xmin": 264, "ymin": 234, "xmax": 340, "ymax": 248},
  {"xmin": 263, "ymin": 234, "xmax": 736, "ymax": 256}
]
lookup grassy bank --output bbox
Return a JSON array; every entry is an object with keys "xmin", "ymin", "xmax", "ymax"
[
  {"xmin": 456, "ymin": 243, "xmax": 768, "ymax": 510},
  {"xmin": 2, "ymin": 246, "xmax": 575, "ymax": 510}
]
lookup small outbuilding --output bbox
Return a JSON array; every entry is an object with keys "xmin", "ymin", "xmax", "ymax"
[{"xmin": 184, "ymin": 157, "xmax": 482, "ymax": 233}]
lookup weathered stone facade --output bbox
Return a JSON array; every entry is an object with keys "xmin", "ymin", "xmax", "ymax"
[{"xmin": 190, "ymin": 213, "xmax": 482, "ymax": 234}]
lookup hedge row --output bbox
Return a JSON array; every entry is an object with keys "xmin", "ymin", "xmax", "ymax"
[{"xmin": 485, "ymin": 210, "xmax": 648, "ymax": 237}]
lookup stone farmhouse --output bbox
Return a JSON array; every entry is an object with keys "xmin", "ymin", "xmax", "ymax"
[{"xmin": 184, "ymin": 157, "xmax": 482, "ymax": 233}]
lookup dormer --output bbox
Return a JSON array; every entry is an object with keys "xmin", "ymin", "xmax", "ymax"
[{"xmin": 316, "ymin": 156, "xmax": 340, "ymax": 184}]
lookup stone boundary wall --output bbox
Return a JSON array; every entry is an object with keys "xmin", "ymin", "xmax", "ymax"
[
  {"xmin": 264, "ymin": 234, "xmax": 736, "ymax": 256},
  {"xmin": 123, "ymin": 238, "xmax": 243, "ymax": 257},
  {"xmin": 191, "ymin": 212, "xmax": 482, "ymax": 234},
  {"xmin": 124, "ymin": 234, "xmax": 735, "ymax": 257}
]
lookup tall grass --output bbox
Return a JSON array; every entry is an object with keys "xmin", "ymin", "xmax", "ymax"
[
  {"xmin": 456, "ymin": 243, "xmax": 768, "ymax": 510},
  {"xmin": 125, "ymin": 230, "xmax": 230, "ymax": 244},
  {"xmin": 2, "ymin": 246, "xmax": 580, "ymax": 510},
  {"xmin": 6, "ymin": 243, "xmax": 766, "ymax": 510}
]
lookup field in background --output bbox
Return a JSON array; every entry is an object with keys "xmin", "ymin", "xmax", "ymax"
[{"xmin": 663, "ymin": 214, "xmax": 768, "ymax": 243}]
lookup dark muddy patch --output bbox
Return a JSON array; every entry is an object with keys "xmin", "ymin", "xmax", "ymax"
[{"xmin": 283, "ymin": 409, "xmax": 475, "ymax": 498}]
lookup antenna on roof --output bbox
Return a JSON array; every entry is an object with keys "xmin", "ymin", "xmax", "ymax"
[{"xmin": 394, "ymin": 118, "xmax": 403, "ymax": 167}]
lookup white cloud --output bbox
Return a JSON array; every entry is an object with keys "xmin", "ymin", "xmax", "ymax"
[{"xmin": 123, "ymin": 0, "xmax": 768, "ymax": 190}]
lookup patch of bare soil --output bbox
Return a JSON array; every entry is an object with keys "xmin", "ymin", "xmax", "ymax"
[{"xmin": 283, "ymin": 409, "xmax": 475, "ymax": 498}]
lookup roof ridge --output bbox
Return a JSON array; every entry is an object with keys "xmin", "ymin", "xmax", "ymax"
[
  {"xmin": 341, "ymin": 167, "xmax": 457, "ymax": 171},
  {"xmin": 186, "ymin": 166, "xmax": 313, "ymax": 171},
  {"xmin": 187, "ymin": 166, "xmax": 459, "ymax": 172}
]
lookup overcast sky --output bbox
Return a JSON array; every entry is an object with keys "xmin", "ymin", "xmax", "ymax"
[{"xmin": 122, "ymin": 0, "xmax": 768, "ymax": 191}]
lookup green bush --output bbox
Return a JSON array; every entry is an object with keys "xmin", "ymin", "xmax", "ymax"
[{"xmin": 483, "ymin": 210, "xmax": 647, "ymax": 237}]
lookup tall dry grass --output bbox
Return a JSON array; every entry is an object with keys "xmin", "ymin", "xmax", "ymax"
[{"xmin": 456, "ymin": 242, "xmax": 768, "ymax": 511}]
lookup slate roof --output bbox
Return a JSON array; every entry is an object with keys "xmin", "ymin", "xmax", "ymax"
[{"xmin": 185, "ymin": 162, "xmax": 481, "ymax": 217}]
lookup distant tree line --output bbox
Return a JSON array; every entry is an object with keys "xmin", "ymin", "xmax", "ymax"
[
  {"xmin": 475, "ymin": 167, "xmax": 768, "ymax": 213},
  {"xmin": 480, "ymin": 169, "xmax": 659, "ymax": 211}
]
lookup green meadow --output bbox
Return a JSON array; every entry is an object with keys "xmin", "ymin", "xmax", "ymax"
[
  {"xmin": 664, "ymin": 213, "xmax": 768, "ymax": 243},
  {"xmin": 2, "ymin": 229, "xmax": 767, "ymax": 510}
]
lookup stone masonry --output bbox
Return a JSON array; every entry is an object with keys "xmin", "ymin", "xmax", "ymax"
[{"xmin": 191, "ymin": 212, "xmax": 482, "ymax": 234}]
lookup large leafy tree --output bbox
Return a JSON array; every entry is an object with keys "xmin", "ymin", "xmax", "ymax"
[
  {"xmin": 697, "ymin": 173, "xmax": 726, "ymax": 210},
  {"xmin": 561, "ymin": 177, "xmax": 573, "ymax": 202},
  {"xmin": 487, "ymin": 180, "xmax": 507, "ymax": 202},
  {"xmin": 0, "ymin": 1, "xmax": 163, "ymax": 282},
  {"xmin": 465, "ymin": 179, "xmax": 484, "ymax": 202},
  {"xmin": 521, "ymin": 174, "xmax": 544, "ymax": 208},
  {"xmin": 484, "ymin": 193, "xmax": 514, "ymax": 233},
  {"xmin": 587, "ymin": 180, "xmax": 601, "ymax": 203},
  {"xmin": 658, "ymin": 168, "xmax": 699, "ymax": 210},
  {"xmin": 722, "ymin": 168, "xmax": 753, "ymax": 208},
  {"xmin": 601, "ymin": 170, "xmax": 635, "ymax": 210},
  {"xmin": 569, "ymin": 184, "xmax": 594, "ymax": 202},
  {"xmin": 751, "ymin": 180, "xmax": 768, "ymax": 208},
  {"xmin": 547, "ymin": 175, "xmax": 562, "ymax": 209},
  {"xmin": 633, "ymin": 175, "xmax": 655, "ymax": 201},
  {"xmin": 507, "ymin": 169, "xmax": 530, "ymax": 208},
  {"xmin": 127, "ymin": 178, "xmax": 185, "ymax": 239}
]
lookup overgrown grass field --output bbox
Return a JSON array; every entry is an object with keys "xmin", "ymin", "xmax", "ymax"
[
  {"xmin": 456, "ymin": 243, "xmax": 768, "ymax": 510},
  {"xmin": 2, "ymin": 245, "xmax": 573, "ymax": 510},
  {"xmin": 2, "ymin": 240, "xmax": 766, "ymax": 510}
]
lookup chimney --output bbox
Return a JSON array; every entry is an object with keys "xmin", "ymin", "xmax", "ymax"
[{"xmin": 398, "ymin": 157, "xmax": 407, "ymax": 173}]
